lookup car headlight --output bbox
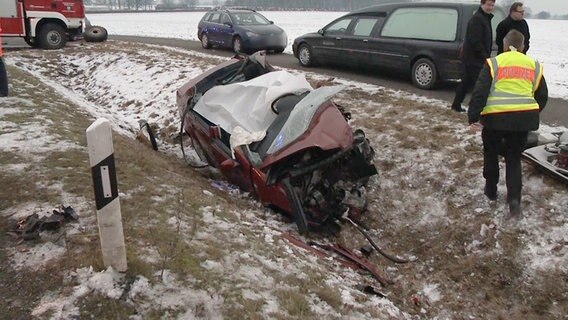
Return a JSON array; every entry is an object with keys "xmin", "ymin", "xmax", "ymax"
[{"xmin": 246, "ymin": 31, "xmax": 260, "ymax": 37}]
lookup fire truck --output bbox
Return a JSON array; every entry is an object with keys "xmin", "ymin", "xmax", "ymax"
[{"xmin": 0, "ymin": 0, "xmax": 85, "ymax": 49}]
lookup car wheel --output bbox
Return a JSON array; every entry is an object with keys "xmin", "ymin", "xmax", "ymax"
[
  {"xmin": 201, "ymin": 33, "xmax": 211, "ymax": 49},
  {"xmin": 84, "ymin": 26, "xmax": 108, "ymax": 43},
  {"xmin": 412, "ymin": 58, "xmax": 438, "ymax": 90},
  {"xmin": 232, "ymin": 36, "xmax": 243, "ymax": 54},
  {"xmin": 298, "ymin": 43, "xmax": 315, "ymax": 67},
  {"xmin": 39, "ymin": 23, "xmax": 67, "ymax": 50}
]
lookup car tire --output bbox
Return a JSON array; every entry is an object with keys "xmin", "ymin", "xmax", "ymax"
[
  {"xmin": 201, "ymin": 33, "xmax": 211, "ymax": 49},
  {"xmin": 84, "ymin": 26, "xmax": 108, "ymax": 43},
  {"xmin": 298, "ymin": 43, "xmax": 315, "ymax": 67},
  {"xmin": 411, "ymin": 58, "xmax": 437, "ymax": 90},
  {"xmin": 232, "ymin": 36, "xmax": 243, "ymax": 54},
  {"xmin": 38, "ymin": 23, "xmax": 67, "ymax": 50}
]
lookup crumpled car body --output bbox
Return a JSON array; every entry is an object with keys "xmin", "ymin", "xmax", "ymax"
[{"xmin": 177, "ymin": 52, "xmax": 378, "ymax": 233}]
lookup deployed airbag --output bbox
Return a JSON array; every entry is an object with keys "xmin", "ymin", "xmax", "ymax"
[{"xmin": 194, "ymin": 71, "xmax": 313, "ymax": 134}]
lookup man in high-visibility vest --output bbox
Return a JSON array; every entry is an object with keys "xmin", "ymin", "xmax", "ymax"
[
  {"xmin": 468, "ymin": 29, "xmax": 548, "ymax": 220},
  {"xmin": 0, "ymin": 24, "xmax": 8, "ymax": 97}
]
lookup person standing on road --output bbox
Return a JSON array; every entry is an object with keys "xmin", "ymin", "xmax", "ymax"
[
  {"xmin": 468, "ymin": 30, "xmax": 548, "ymax": 220},
  {"xmin": 450, "ymin": 0, "xmax": 495, "ymax": 113},
  {"xmin": 0, "ymin": 24, "xmax": 8, "ymax": 97},
  {"xmin": 496, "ymin": 2, "xmax": 530, "ymax": 54}
]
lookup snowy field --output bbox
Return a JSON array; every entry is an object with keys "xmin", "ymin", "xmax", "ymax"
[{"xmin": 88, "ymin": 11, "xmax": 568, "ymax": 100}]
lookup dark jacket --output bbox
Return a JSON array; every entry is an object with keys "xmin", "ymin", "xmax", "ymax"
[
  {"xmin": 462, "ymin": 7, "xmax": 494, "ymax": 67},
  {"xmin": 496, "ymin": 16, "xmax": 530, "ymax": 54},
  {"xmin": 468, "ymin": 60, "xmax": 548, "ymax": 131}
]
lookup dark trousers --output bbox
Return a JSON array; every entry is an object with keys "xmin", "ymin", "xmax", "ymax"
[
  {"xmin": 482, "ymin": 128, "xmax": 528, "ymax": 203},
  {"xmin": 0, "ymin": 57, "xmax": 8, "ymax": 97},
  {"xmin": 451, "ymin": 64, "xmax": 482, "ymax": 109}
]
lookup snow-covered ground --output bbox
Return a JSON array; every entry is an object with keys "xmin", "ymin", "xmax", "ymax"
[
  {"xmin": 2, "ymin": 39, "xmax": 567, "ymax": 319},
  {"xmin": 88, "ymin": 11, "xmax": 568, "ymax": 100}
]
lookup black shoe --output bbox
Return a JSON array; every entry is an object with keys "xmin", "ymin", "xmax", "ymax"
[
  {"xmin": 484, "ymin": 184, "xmax": 497, "ymax": 201},
  {"xmin": 506, "ymin": 199, "xmax": 522, "ymax": 220},
  {"xmin": 451, "ymin": 106, "xmax": 465, "ymax": 113}
]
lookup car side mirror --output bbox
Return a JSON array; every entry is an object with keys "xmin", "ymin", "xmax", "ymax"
[
  {"xmin": 224, "ymin": 22, "xmax": 232, "ymax": 28},
  {"xmin": 269, "ymin": 21, "xmax": 274, "ymax": 24},
  {"xmin": 318, "ymin": 29, "xmax": 324, "ymax": 35}
]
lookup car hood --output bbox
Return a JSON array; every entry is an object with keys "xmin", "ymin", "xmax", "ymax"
[{"xmin": 241, "ymin": 25, "xmax": 284, "ymax": 36}]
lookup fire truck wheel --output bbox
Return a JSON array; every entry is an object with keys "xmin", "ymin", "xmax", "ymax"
[
  {"xmin": 24, "ymin": 37, "xmax": 40, "ymax": 49},
  {"xmin": 84, "ymin": 26, "xmax": 108, "ymax": 43},
  {"xmin": 39, "ymin": 23, "xmax": 67, "ymax": 50}
]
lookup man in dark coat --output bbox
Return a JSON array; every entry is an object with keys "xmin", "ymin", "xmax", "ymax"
[
  {"xmin": 468, "ymin": 30, "xmax": 548, "ymax": 220},
  {"xmin": 450, "ymin": 0, "xmax": 495, "ymax": 113},
  {"xmin": 496, "ymin": 2, "xmax": 530, "ymax": 54}
]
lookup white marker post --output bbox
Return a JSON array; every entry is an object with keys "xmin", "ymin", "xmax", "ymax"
[{"xmin": 86, "ymin": 118, "xmax": 127, "ymax": 272}]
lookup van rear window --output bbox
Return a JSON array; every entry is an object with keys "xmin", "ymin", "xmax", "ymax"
[{"xmin": 381, "ymin": 7, "xmax": 458, "ymax": 41}]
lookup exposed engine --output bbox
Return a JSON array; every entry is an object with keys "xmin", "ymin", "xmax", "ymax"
[{"xmin": 288, "ymin": 130, "xmax": 377, "ymax": 231}]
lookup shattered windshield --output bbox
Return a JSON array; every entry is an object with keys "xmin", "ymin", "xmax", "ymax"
[{"xmin": 267, "ymin": 85, "xmax": 345, "ymax": 155}]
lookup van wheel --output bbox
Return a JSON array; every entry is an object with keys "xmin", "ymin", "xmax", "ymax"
[
  {"xmin": 298, "ymin": 43, "xmax": 315, "ymax": 67},
  {"xmin": 39, "ymin": 23, "xmax": 67, "ymax": 50},
  {"xmin": 412, "ymin": 58, "xmax": 437, "ymax": 90}
]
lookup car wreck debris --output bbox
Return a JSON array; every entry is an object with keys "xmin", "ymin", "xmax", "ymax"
[
  {"xmin": 14, "ymin": 206, "xmax": 78, "ymax": 240},
  {"xmin": 522, "ymin": 131, "xmax": 568, "ymax": 184},
  {"xmin": 176, "ymin": 51, "xmax": 378, "ymax": 234},
  {"xmin": 343, "ymin": 216, "xmax": 412, "ymax": 264},
  {"xmin": 137, "ymin": 120, "xmax": 158, "ymax": 151},
  {"xmin": 282, "ymin": 232, "xmax": 393, "ymax": 287}
]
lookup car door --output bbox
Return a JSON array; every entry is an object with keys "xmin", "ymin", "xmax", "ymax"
[
  {"xmin": 313, "ymin": 16, "xmax": 356, "ymax": 65},
  {"xmin": 347, "ymin": 15, "xmax": 383, "ymax": 68},
  {"xmin": 218, "ymin": 13, "xmax": 234, "ymax": 47},
  {"xmin": 205, "ymin": 13, "xmax": 222, "ymax": 45},
  {"xmin": 367, "ymin": 9, "xmax": 410, "ymax": 71}
]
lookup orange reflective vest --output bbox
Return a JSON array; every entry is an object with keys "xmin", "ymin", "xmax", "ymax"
[{"xmin": 481, "ymin": 51, "xmax": 543, "ymax": 115}]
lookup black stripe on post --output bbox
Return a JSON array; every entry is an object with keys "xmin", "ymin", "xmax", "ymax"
[{"xmin": 91, "ymin": 154, "xmax": 118, "ymax": 210}]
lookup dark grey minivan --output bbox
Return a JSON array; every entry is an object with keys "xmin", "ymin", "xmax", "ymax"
[{"xmin": 292, "ymin": 2, "xmax": 505, "ymax": 89}]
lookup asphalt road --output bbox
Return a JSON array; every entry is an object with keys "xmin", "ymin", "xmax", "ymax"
[{"xmin": 4, "ymin": 35, "xmax": 567, "ymax": 128}]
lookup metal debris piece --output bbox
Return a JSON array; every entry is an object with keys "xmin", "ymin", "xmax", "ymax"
[
  {"xmin": 14, "ymin": 205, "xmax": 78, "ymax": 240},
  {"xmin": 356, "ymin": 284, "xmax": 387, "ymax": 297},
  {"xmin": 361, "ymin": 244, "xmax": 373, "ymax": 257}
]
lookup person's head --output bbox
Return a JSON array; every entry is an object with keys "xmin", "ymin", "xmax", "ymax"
[
  {"xmin": 509, "ymin": 2, "xmax": 525, "ymax": 21},
  {"xmin": 503, "ymin": 29, "xmax": 525, "ymax": 52},
  {"xmin": 480, "ymin": 0, "xmax": 496, "ymax": 14}
]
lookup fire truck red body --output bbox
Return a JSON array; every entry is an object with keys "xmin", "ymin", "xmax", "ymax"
[{"xmin": 0, "ymin": 0, "xmax": 85, "ymax": 49}]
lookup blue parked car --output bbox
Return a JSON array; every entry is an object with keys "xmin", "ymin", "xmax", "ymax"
[{"xmin": 197, "ymin": 8, "xmax": 287, "ymax": 54}]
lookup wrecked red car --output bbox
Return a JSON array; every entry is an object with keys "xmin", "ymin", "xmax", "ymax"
[{"xmin": 177, "ymin": 52, "xmax": 377, "ymax": 233}]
